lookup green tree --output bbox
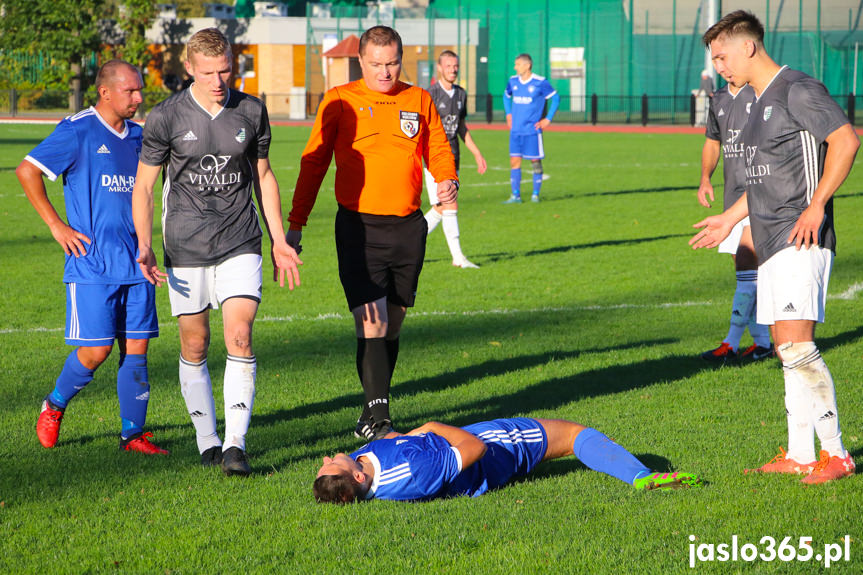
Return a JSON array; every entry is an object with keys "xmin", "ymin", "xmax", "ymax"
[
  {"xmin": 114, "ymin": 0, "xmax": 159, "ymax": 71},
  {"xmin": 0, "ymin": 0, "xmax": 105, "ymax": 96}
]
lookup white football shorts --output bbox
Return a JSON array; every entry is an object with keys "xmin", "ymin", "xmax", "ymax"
[
  {"xmin": 757, "ymin": 244, "xmax": 832, "ymax": 325},
  {"xmin": 167, "ymin": 253, "xmax": 263, "ymax": 317},
  {"xmin": 718, "ymin": 217, "xmax": 750, "ymax": 254}
]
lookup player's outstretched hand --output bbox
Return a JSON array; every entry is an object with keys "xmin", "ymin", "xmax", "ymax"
[
  {"xmin": 787, "ymin": 203, "xmax": 824, "ymax": 250},
  {"xmin": 136, "ymin": 247, "xmax": 167, "ymax": 287},
  {"xmin": 437, "ymin": 180, "xmax": 459, "ymax": 204},
  {"xmin": 50, "ymin": 221, "xmax": 91, "ymax": 257},
  {"xmin": 474, "ymin": 153, "xmax": 488, "ymax": 175},
  {"xmin": 690, "ymin": 215, "xmax": 733, "ymax": 250},
  {"xmin": 273, "ymin": 241, "xmax": 303, "ymax": 290},
  {"xmin": 697, "ymin": 180, "xmax": 715, "ymax": 208}
]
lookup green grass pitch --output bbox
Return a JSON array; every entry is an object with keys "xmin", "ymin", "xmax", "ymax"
[{"xmin": 0, "ymin": 123, "xmax": 861, "ymax": 574}]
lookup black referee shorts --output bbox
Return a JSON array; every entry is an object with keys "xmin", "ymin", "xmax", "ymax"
[{"xmin": 335, "ymin": 206, "xmax": 427, "ymax": 310}]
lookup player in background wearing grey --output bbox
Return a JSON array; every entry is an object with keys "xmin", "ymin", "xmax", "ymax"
[
  {"xmin": 691, "ymin": 11, "xmax": 858, "ymax": 484},
  {"xmin": 132, "ymin": 28, "xmax": 302, "ymax": 476},
  {"xmin": 698, "ymin": 71, "xmax": 773, "ymax": 362},
  {"xmin": 423, "ymin": 50, "xmax": 487, "ymax": 269}
]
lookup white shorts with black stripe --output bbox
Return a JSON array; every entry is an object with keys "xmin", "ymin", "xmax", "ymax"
[
  {"xmin": 167, "ymin": 253, "xmax": 262, "ymax": 316},
  {"xmin": 757, "ymin": 244, "xmax": 832, "ymax": 325}
]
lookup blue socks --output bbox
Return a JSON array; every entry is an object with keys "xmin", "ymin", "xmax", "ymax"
[
  {"xmin": 533, "ymin": 172, "xmax": 543, "ymax": 195},
  {"xmin": 532, "ymin": 160, "xmax": 543, "ymax": 196},
  {"xmin": 572, "ymin": 427, "xmax": 651, "ymax": 485},
  {"xmin": 510, "ymin": 168, "xmax": 522, "ymax": 197},
  {"xmin": 49, "ymin": 349, "xmax": 151, "ymax": 438},
  {"xmin": 118, "ymin": 354, "xmax": 149, "ymax": 439},
  {"xmin": 50, "ymin": 350, "xmax": 95, "ymax": 408}
]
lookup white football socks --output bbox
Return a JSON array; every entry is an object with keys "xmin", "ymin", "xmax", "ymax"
[
  {"xmin": 223, "ymin": 354, "xmax": 256, "ymax": 452},
  {"xmin": 179, "ymin": 356, "xmax": 221, "ymax": 454},
  {"xmin": 780, "ymin": 341, "xmax": 845, "ymax": 459},
  {"xmin": 782, "ymin": 361, "xmax": 816, "ymax": 464},
  {"xmin": 425, "ymin": 208, "xmax": 443, "ymax": 234},
  {"xmin": 441, "ymin": 209, "xmax": 466, "ymax": 263}
]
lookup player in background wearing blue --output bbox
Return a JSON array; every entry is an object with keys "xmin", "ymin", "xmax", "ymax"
[
  {"xmin": 17, "ymin": 60, "xmax": 167, "ymax": 455},
  {"xmin": 503, "ymin": 53, "xmax": 560, "ymax": 203},
  {"xmin": 313, "ymin": 417, "xmax": 702, "ymax": 502}
]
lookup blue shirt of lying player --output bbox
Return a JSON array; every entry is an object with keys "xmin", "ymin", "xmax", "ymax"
[
  {"xmin": 313, "ymin": 418, "xmax": 703, "ymax": 503},
  {"xmin": 314, "ymin": 418, "xmax": 543, "ymax": 502}
]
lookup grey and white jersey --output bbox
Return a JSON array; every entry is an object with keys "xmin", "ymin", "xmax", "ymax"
[
  {"xmin": 428, "ymin": 82, "xmax": 468, "ymax": 170},
  {"xmin": 742, "ymin": 67, "xmax": 849, "ymax": 264},
  {"xmin": 705, "ymin": 83, "xmax": 755, "ymax": 209},
  {"xmin": 141, "ymin": 89, "xmax": 271, "ymax": 267}
]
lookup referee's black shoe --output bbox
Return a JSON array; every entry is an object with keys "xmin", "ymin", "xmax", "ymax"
[
  {"xmin": 354, "ymin": 419, "xmax": 375, "ymax": 441},
  {"xmin": 221, "ymin": 447, "xmax": 251, "ymax": 477},
  {"xmin": 370, "ymin": 420, "xmax": 394, "ymax": 441}
]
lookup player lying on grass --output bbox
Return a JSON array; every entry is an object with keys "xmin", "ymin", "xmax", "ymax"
[{"xmin": 313, "ymin": 417, "xmax": 702, "ymax": 502}]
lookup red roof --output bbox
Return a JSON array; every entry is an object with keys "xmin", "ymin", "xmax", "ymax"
[{"xmin": 323, "ymin": 35, "xmax": 360, "ymax": 58}]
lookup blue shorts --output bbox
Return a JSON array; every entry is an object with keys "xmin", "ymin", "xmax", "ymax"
[
  {"xmin": 455, "ymin": 418, "xmax": 548, "ymax": 496},
  {"xmin": 509, "ymin": 132, "xmax": 545, "ymax": 160},
  {"xmin": 65, "ymin": 282, "xmax": 159, "ymax": 346}
]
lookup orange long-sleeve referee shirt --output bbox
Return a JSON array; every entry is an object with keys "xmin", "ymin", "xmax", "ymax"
[{"xmin": 288, "ymin": 79, "xmax": 457, "ymax": 229}]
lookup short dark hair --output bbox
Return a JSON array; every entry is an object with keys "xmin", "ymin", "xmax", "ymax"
[
  {"xmin": 702, "ymin": 10, "xmax": 764, "ymax": 48},
  {"xmin": 313, "ymin": 473, "xmax": 365, "ymax": 504},
  {"xmin": 516, "ymin": 53, "xmax": 533, "ymax": 68},
  {"xmin": 438, "ymin": 50, "xmax": 458, "ymax": 64},
  {"xmin": 95, "ymin": 59, "xmax": 139, "ymax": 94},
  {"xmin": 359, "ymin": 25, "xmax": 403, "ymax": 59}
]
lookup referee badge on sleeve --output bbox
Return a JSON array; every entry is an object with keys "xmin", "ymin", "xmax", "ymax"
[{"xmin": 400, "ymin": 111, "xmax": 419, "ymax": 138}]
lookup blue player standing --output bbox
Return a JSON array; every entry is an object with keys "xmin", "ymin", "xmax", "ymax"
[
  {"xmin": 17, "ymin": 60, "xmax": 167, "ymax": 455},
  {"xmin": 503, "ymin": 53, "xmax": 560, "ymax": 203},
  {"xmin": 313, "ymin": 417, "xmax": 702, "ymax": 502}
]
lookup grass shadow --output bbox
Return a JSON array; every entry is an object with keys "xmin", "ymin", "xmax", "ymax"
[
  {"xmin": 479, "ymin": 233, "xmax": 689, "ymax": 263},
  {"xmin": 582, "ymin": 186, "xmax": 694, "ymax": 198}
]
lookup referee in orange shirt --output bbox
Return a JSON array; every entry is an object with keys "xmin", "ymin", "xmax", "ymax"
[{"xmin": 288, "ymin": 26, "xmax": 458, "ymax": 441}]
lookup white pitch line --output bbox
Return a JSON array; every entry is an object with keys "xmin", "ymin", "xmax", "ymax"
[
  {"xmin": 0, "ymin": 301, "xmax": 713, "ymax": 335},
  {"xmin": 3, "ymin": 290, "xmax": 859, "ymax": 336},
  {"xmin": 469, "ymin": 174, "xmax": 550, "ymax": 187},
  {"xmin": 0, "ymin": 118, "xmax": 61, "ymax": 125},
  {"xmin": 833, "ymin": 281, "xmax": 863, "ymax": 300}
]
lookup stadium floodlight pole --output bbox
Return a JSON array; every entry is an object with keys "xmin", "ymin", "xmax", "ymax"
[{"xmin": 704, "ymin": 0, "xmax": 717, "ymax": 84}]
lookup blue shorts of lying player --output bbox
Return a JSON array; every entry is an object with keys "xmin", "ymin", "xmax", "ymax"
[{"xmin": 313, "ymin": 417, "xmax": 702, "ymax": 503}]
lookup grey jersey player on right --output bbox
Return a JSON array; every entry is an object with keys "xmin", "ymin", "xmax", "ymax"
[
  {"xmin": 691, "ymin": 10, "xmax": 859, "ymax": 484},
  {"xmin": 423, "ymin": 50, "xmax": 487, "ymax": 270},
  {"xmin": 742, "ymin": 68, "xmax": 845, "ymax": 264},
  {"xmin": 697, "ymin": 80, "xmax": 772, "ymax": 363}
]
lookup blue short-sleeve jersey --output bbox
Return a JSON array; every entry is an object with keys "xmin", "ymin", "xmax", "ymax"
[
  {"xmin": 351, "ymin": 433, "xmax": 463, "ymax": 501},
  {"xmin": 351, "ymin": 418, "xmax": 548, "ymax": 501},
  {"xmin": 25, "ymin": 108, "xmax": 145, "ymax": 284},
  {"xmin": 505, "ymin": 74, "xmax": 558, "ymax": 135}
]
